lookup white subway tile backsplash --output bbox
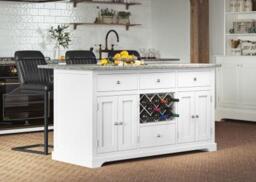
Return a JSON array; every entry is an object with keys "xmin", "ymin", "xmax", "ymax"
[{"xmin": 0, "ymin": 0, "xmax": 152, "ymax": 58}]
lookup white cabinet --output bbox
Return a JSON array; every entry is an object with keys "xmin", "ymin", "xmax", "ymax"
[
  {"xmin": 140, "ymin": 123, "xmax": 176, "ymax": 148},
  {"xmin": 238, "ymin": 64, "xmax": 256, "ymax": 107},
  {"xmin": 216, "ymin": 57, "xmax": 256, "ymax": 122},
  {"xmin": 177, "ymin": 92, "xmax": 196, "ymax": 143},
  {"xmin": 177, "ymin": 91, "xmax": 212, "ymax": 143},
  {"xmin": 52, "ymin": 68, "xmax": 217, "ymax": 168},
  {"xmin": 217, "ymin": 62, "xmax": 238, "ymax": 107},
  {"xmin": 117, "ymin": 96, "xmax": 139, "ymax": 151},
  {"xmin": 196, "ymin": 91, "xmax": 212, "ymax": 142},
  {"xmin": 97, "ymin": 95, "xmax": 138, "ymax": 153},
  {"xmin": 96, "ymin": 97, "xmax": 118, "ymax": 153}
]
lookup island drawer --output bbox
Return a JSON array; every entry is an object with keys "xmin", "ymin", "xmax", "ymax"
[
  {"xmin": 140, "ymin": 124, "xmax": 176, "ymax": 148},
  {"xmin": 96, "ymin": 74, "xmax": 138, "ymax": 92},
  {"xmin": 139, "ymin": 73, "xmax": 176, "ymax": 90},
  {"xmin": 177, "ymin": 71, "xmax": 211, "ymax": 88}
]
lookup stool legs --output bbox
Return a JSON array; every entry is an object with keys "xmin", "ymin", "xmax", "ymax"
[
  {"xmin": 44, "ymin": 91, "xmax": 49, "ymax": 155},
  {"xmin": 12, "ymin": 91, "xmax": 53, "ymax": 155}
]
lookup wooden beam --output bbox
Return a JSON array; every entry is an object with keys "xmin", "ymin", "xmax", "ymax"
[{"xmin": 190, "ymin": 0, "xmax": 209, "ymax": 63}]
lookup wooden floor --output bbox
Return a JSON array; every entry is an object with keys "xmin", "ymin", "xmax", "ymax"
[{"xmin": 0, "ymin": 121, "xmax": 255, "ymax": 182}]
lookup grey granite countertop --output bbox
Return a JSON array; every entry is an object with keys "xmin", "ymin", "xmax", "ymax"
[{"xmin": 38, "ymin": 63, "xmax": 220, "ymax": 71}]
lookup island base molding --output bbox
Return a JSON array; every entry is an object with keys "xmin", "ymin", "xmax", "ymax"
[
  {"xmin": 216, "ymin": 108, "xmax": 256, "ymax": 122},
  {"xmin": 52, "ymin": 142, "xmax": 217, "ymax": 168}
]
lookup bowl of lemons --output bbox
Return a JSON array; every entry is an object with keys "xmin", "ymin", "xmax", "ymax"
[{"xmin": 99, "ymin": 50, "xmax": 144, "ymax": 66}]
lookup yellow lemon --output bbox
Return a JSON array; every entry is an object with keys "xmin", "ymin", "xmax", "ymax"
[
  {"xmin": 100, "ymin": 58, "xmax": 108, "ymax": 65},
  {"xmin": 120, "ymin": 50, "xmax": 129, "ymax": 57},
  {"xmin": 114, "ymin": 53, "xmax": 121, "ymax": 59},
  {"xmin": 128, "ymin": 55, "xmax": 133, "ymax": 60},
  {"xmin": 114, "ymin": 60, "xmax": 120, "ymax": 65}
]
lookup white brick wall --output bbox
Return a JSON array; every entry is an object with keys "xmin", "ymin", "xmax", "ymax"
[{"xmin": 0, "ymin": 0, "xmax": 152, "ymax": 58}]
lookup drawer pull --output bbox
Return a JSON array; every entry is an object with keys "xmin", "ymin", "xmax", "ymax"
[
  {"xmin": 156, "ymin": 79, "xmax": 161, "ymax": 83},
  {"xmin": 116, "ymin": 81, "xmax": 121, "ymax": 85},
  {"xmin": 156, "ymin": 134, "xmax": 161, "ymax": 138},
  {"xmin": 193, "ymin": 77, "xmax": 197, "ymax": 81},
  {"xmin": 191, "ymin": 115, "xmax": 195, "ymax": 119},
  {"xmin": 114, "ymin": 122, "xmax": 119, "ymax": 126},
  {"xmin": 196, "ymin": 115, "xmax": 199, "ymax": 118}
]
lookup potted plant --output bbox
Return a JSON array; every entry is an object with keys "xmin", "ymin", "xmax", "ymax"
[
  {"xmin": 100, "ymin": 8, "xmax": 116, "ymax": 24},
  {"xmin": 49, "ymin": 25, "xmax": 71, "ymax": 60},
  {"xmin": 117, "ymin": 11, "xmax": 131, "ymax": 24}
]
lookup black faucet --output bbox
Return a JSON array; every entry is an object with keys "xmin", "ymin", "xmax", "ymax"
[
  {"xmin": 105, "ymin": 29, "xmax": 119, "ymax": 51},
  {"xmin": 99, "ymin": 29, "xmax": 120, "ymax": 60}
]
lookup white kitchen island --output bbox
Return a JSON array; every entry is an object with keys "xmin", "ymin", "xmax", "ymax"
[{"xmin": 39, "ymin": 63, "xmax": 219, "ymax": 168}]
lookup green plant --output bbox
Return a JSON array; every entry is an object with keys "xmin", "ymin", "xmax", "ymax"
[
  {"xmin": 101, "ymin": 8, "xmax": 116, "ymax": 16},
  {"xmin": 118, "ymin": 11, "xmax": 131, "ymax": 18},
  {"xmin": 49, "ymin": 25, "xmax": 71, "ymax": 49}
]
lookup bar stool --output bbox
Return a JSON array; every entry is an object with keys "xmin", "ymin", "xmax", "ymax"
[
  {"xmin": 65, "ymin": 50, "xmax": 97, "ymax": 64},
  {"xmin": 12, "ymin": 51, "xmax": 53, "ymax": 155}
]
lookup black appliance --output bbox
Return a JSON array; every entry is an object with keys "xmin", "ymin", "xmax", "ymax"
[{"xmin": 0, "ymin": 58, "xmax": 52, "ymax": 130}]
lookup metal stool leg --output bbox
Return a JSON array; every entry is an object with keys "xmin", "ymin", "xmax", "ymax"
[
  {"xmin": 12, "ymin": 91, "xmax": 53, "ymax": 155},
  {"xmin": 44, "ymin": 91, "xmax": 49, "ymax": 155}
]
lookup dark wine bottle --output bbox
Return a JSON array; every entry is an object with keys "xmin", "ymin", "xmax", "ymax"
[{"xmin": 171, "ymin": 98, "xmax": 180, "ymax": 102}]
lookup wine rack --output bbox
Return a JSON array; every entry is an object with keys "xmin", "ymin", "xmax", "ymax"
[{"xmin": 140, "ymin": 92, "xmax": 179, "ymax": 124}]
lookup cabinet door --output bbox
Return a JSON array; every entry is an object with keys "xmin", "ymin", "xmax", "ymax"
[
  {"xmin": 118, "ymin": 95, "xmax": 139, "ymax": 151},
  {"xmin": 97, "ymin": 97, "xmax": 118, "ymax": 153},
  {"xmin": 217, "ymin": 62, "xmax": 239, "ymax": 107},
  {"xmin": 238, "ymin": 64, "xmax": 256, "ymax": 108},
  {"xmin": 195, "ymin": 91, "xmax": 212, "ymax": 142},
  {"xmin": 177, "ymin": 92, "xmax": 196, "ymax": 143}
]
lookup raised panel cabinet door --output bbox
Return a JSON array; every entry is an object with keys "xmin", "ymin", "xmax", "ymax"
[
  {"xmin": 118, "ymin": 95, "xmax": 139, "ymax": 151},
  {"xmin": 177, "ymin": 92, "xmax": 196, "ymax": 143},
  {"xmin": 195, "ymin": 91, "xmax": 212, "ymax": 142},
  {"xmin": 217, "ymin": 62, "xmax": 238, "ymax": 107},
  {"xmin": 97, "ymin": 97, "xmax": 118, "ymax": 153},
  {"xmin": 238, "ymin": 64, "xmax": 256, "ymax": 108}
]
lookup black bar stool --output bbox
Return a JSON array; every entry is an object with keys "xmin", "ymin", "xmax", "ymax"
[
  {"xmin": 65, "ymin": 50, "xmax": 97, "ymax": 64},
  {"xmin": 12, "ymin": 50, "xmax": 53, "ymax": 155}
]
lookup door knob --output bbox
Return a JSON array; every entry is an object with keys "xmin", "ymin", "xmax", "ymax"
[
  {"xmin": 116, "ymin": 80, "xmax": 121, "ymax": 85},
  {"xmin": 193, "ymin": 77, "xmax": 197, "ymax": 81},
  {"xmin": 196, "ymin": 115, "xmax": 199, "ymax": 118},
  {"xmin": 156, "ymin": 79, "xmax": 161, "ymax": 83},
  {"xmin": 114, "ymin": 122, "xmax": 119, "ymax": 126},
  {"xmin": 192, "ymin": 115, "xmax": 195, "ymax": 119}
]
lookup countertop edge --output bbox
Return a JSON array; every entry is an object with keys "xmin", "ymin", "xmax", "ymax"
[{"xmin": 38, "ymin": 64, "xmax": 221, "ymax": 71}]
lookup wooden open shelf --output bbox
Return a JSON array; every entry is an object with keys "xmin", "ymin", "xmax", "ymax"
[
  {"xmin": 70, "ymin": 22, "xmax": 141, "ymax": 30},
  {"xmin": 70, "ymin": 0, "xmax": 141, "ymax": 9},
  {"xmin": 0, "ymin": 0, "xmax": 62, "ymax": 2}
]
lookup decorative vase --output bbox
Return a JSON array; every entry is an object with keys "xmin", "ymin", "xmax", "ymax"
[
  {"xmin": 102, "ymin": 16, "xmax": 114, "ymax": 24},
  {"xmin": 54, "ymin": 44, "xmax": 60, "ymax": 60},
  {"xmin": 118, "ymin": 17, "xmax": 130, "ymax": 24},
  {"xmin": 229, "ymin": 0, "xmax": 237, "ymax": 12},
  {"xmin": 244, "ymin": 0, "xmax": 253, "ymax": 11}
]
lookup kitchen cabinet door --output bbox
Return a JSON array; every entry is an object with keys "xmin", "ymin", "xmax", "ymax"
[
  {"xmin": 195, "ymin": 91, "xmax": 212, "ymax": 142},
  {"xmin": 238, "ymin": 64, "xmax": 256, "ymax": 108},
  {"xmin": 118, "ymin": 95, "xmax": 139, "ymax": 151},
  {"xmin": 217, "ymin": 62, "xmax": 239, "ymax": 107},
  {"xmin": 97, "ymin": 97, "xmax": 118, "ymax": 153},
  {"xmin": 177, "ymin": 92, "xmax": 196, "ymax": 143}
]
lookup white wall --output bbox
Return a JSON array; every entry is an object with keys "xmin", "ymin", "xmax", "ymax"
[
  {"xmin": 151, "ymin": 0, "xmax": 191, "ymax": 63},
  {"xmin": 0, "ymin": 0, "xmax": 191, "ymax": 60},
  {"xmin": 209, "ymin": 0, "xmax": 225, "ymax": 62},
  {"xmin": 0, "ymin": 0, "xmax": 152, "ymax": 58}
]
